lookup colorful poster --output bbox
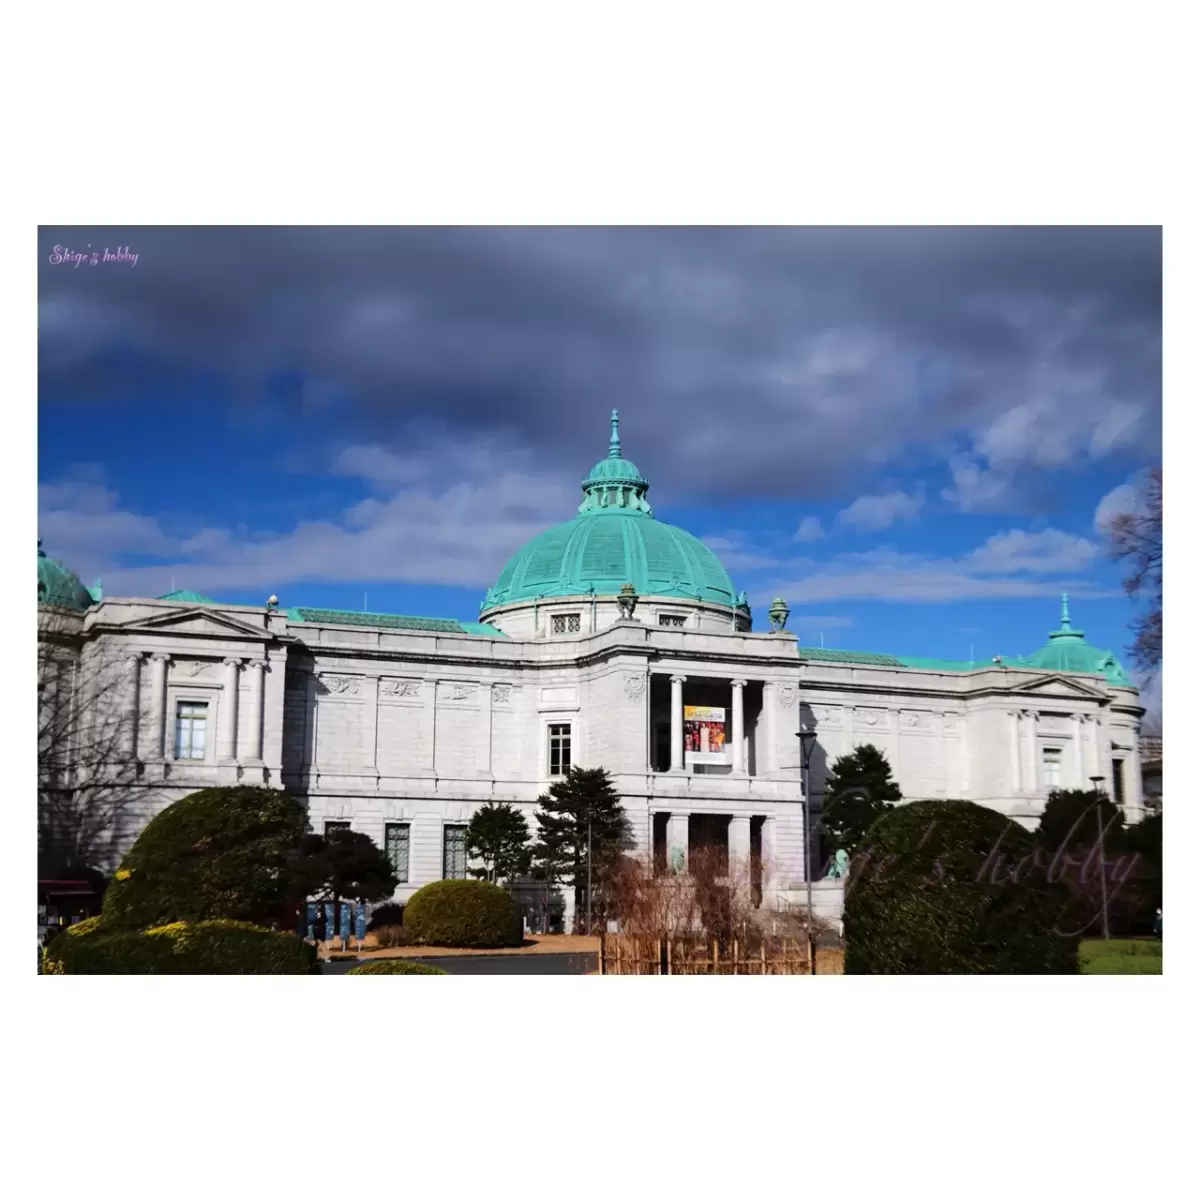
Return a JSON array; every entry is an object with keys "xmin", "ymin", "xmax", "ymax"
[{"xmin": 684, "ymin": 705, "xmax": 727, "ymax": 763}]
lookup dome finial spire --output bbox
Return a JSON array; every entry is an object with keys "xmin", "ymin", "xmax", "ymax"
[
  {"xmin": 1060, "ymin": 591, "xmax": 1071, "ymax": 630},
  {"xmin": 608, "ymin": 408, "xmax": 621, "ymax": 458}
]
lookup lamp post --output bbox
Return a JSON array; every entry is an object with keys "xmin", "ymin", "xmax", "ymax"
[
  {"xmin": 1089, "ymin": 773, "xmax": 1110, "ymax": 939},
  {"xmin": 795, "ymin": 725, "xmax": 818, "ymax": 975}
]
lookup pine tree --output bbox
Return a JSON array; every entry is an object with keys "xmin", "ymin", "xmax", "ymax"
[
  {"xmin": 465, "ymin": 801, "xmax": 532, "ymax": 883},
  {"xmin": 532, "ymin": 766, "xmax": 631, "ymax": 931},
  {"xmin": 818, "ymin": 743, "xmax": 903, "ymax": 858}
]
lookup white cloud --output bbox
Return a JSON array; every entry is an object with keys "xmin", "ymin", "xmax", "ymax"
[
  {"xmin": 38, "ymin": 437, "xmax": 580, "ymax": 600},
  {"xmin": 941, "ymin": 455, "xmax": 1013, "ymax": 513},
  {"xmin": 962, "ymin": 528, "xmax": 1099, "ymax": 575},
  {"xmin": 835, "ymin": 487, "xmax": 924, "ymax": 533},
  {"xmin": 793, "ymin": 516, "xmax": 824, "ymax": 542},
  {"xmin": 1093, "ymin": 480, "xmax": 1141, "ymax": 533}
]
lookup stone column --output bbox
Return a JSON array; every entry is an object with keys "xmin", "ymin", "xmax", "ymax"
[
  {"xmin": 1073, "ymin": 713, "xmax": 1087, "ymax": 788},
  {"xmin": 246, "ymin": 660, "xmax": 267, "ymax": 761},
  {"xmin": 1008, "ymin": 711, "xmax": 1022, "ymax": 793},
  {"xmin": 731, "ymin": 679, "xmax": 746, "ymax": 773},
  {"xmin": 670, "ymin": 675, "xmax": 687, "ymax": 772},
  {"xmin": 729, "ymin": 814, "xmax": 751, "ymax": 894},
  {"xmin": 1024, "ymin": 710, "xmax": 1039, "ymax": 794},
  {"xmin": 149, "ymin": 653, "xmax": 170, "ymax": 758},
  {"xmin": 124, "ymin": 653, "xmax": 143, "ymax": 759},
  {"xmin": 1089, "ymin": 714, "xmax": 1104, "ymax": 783},
  {"xmin": 666, "ymin": 813, "xmax": 688, "ymax": 871},
  {"xmin": 219, "ymin": 657, "xmax": 241, "ymax": 762}
]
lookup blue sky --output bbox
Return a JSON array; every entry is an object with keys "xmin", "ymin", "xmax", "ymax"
[{"xmin": 38, "ymin": 226, "xmax": 1160, "ymax": 682}]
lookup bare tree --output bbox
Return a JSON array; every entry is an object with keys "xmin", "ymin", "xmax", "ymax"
[
  {"xmin": 1103, "ymin": 466, "xmax": 1162, "ymax": 673},
  {"xmin": 38, "ymin": 603, "xmax": 142, "ymax": 879}
]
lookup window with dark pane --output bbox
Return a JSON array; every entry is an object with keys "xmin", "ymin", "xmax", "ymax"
[
  {"xmin": 551, "ymin": 613, "xmax": 581, "ymax": 635},
  {"xmin": 548, "ymin": 723, "xmax": 572, "ymax": 776},
  {"xmin": 385, "ymin": 822, "xmax": 410, "ymax": 883},
  {"xmin": 443, "ymin": 824, "xmax": 468, "ymax": 879},
  {"xmin": 658, "ymin": 613, "xmax": 686, "ymax": 627}
]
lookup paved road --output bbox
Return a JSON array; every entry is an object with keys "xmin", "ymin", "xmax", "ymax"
[{"xmin": 321, "ymin": 952, "xmax": 595, "ymax": 975}]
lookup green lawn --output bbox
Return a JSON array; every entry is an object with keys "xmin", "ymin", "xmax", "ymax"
[{"xmin": 1079, "ymin": 938, "xmax": 1162, "ymax": 975}]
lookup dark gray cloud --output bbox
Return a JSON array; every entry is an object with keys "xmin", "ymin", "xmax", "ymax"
[{"xmin": 39, "ymin": 226, "xmax": 1161, "ymax": 506}]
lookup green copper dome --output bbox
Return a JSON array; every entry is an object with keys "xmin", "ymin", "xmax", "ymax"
[
  {"xmin": 482, "ymin": 411, "xmax": 740, "ymax": 610},
  {"xmin": 37, "ymin": 542, "xmax": 95, "ymax": 611},
  {"xmin": 1016, "ymin": 594, "xmax": 1132, "ymax": 686}
]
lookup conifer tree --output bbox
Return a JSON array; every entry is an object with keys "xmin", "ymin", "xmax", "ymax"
[
  {"xmin": 464, "ymin": 801, "xmax": 532, "ymax": 883},
  {"xmin": 818, "ymin": 743, "xmax": 903, "ymax": 858},
  {"xmin": 532, "ymin": 766, "xmax": 632, "ymax": 930}
]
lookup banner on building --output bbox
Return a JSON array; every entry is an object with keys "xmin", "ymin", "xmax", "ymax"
[{"xmin": 684, "ymin": 705, "xmax": 728, "ymax": 764}]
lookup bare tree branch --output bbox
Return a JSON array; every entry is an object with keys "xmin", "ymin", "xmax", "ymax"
[
  {"xmin": 38, "ymin": 604, "xmax": 141, "ymax": 878},
  {"xmin": 1102, "ymin": 467, "xmax": 1162, "ymax": 673}
]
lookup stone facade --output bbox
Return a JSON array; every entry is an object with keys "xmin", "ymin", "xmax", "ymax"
[{"xmin": 39, "ymin": 590, "xmax": 1146, "ymax": 916}]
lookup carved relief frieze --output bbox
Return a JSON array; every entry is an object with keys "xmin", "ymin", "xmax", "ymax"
[
  {"xmin": 855, "ymin": 707, "xmax": 887, "ymax": 728},
  {"xmin": 624, "ymin": 674, "xmax": 647, "ymax": 700},
  {"xmin": 381, "ymin": 678, "xmax": 423, "ymax": 699},
  {"xmin": 900, "ymin": 710, "xmax": 933, "ymax": 732},
  {"xmin": 777, "ymin": 683, "xmax": 798, "ymax": 708},
  {"xmin": 492, "ymin": 684, "xmax": 513, "ymax": 706},
  {"xmin": 440, "ymin": 681, "xmax": 478, "ymax": 703},
  {"xmin": 323, "ymin": 675, "xmax": 361, "ymax": 696}
]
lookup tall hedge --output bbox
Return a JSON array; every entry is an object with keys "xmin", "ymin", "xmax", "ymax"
[
  {"xmin": 843, "ymin": 800, "xmax": 1079, "ymax": 974},
  {"xmin": 403, "ymin": 880, "xmax": 523, "ymax": 948},
  {"xmin": 102, "ymin": 787, "xmax": 309, "ymax": 931},
  {"xmin": 43, "ymin": 919, "xmax": 316, "ymax": 975}
]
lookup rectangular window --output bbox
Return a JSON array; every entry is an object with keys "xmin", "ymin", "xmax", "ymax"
[
  {"xmin": 551, "ymin": 613, "xmax": 581, "ymax": 635},
  {"xmin": 1042, "ymin": 747, "xmax": 1062, "ymax": 790},
  {"xmin": 385, "ymin": 822, "xmax": 410, "ymax": 883},
  {"xmin": 1112, "ymin": 758, "xmax": 1126, "ymax": 807},
  {"xmin": 658, "ymin": 613, "xmax": 686, "ymax": 627},
  {"xmin": 174, "ymin": 701, "xmax": 208, "ymax": 760},
  {"xmin": 443, "ymin": 824, "xmax": 468, "ymax": 879},
  {"xmin": 548, "ymin": 723, "xmax": 572, "ymax": 776}
]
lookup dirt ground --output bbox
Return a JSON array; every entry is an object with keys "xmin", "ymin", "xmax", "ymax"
[{"xmin": 327, "ymin": 933, "xmax": 600, "ymax": 961}]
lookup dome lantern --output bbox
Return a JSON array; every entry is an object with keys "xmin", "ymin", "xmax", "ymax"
[{"xmin": 578, "ymin": 409, "xmax": 652, "ymax": 516}]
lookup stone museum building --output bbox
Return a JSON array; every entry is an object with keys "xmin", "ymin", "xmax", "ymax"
[{"xmin": 37, "ymin": 412, "xmax": 1146, "ymax": 920}]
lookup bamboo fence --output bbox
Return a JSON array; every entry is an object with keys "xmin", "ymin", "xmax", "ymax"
[{"xmin": 598, "ymin": 933, "xmax": 843, "ymax": 975}]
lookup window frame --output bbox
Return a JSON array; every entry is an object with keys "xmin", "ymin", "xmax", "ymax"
[
  {"xmin": 384, "ymin": 821, "xmax": 410, "ymax": 884},
  {"xmin": 658, "ymin": 612, "xmax": 687, "ymax": 628},
  {"xmin": 1041, "ymin": 746, "xmax": 1063, "ymax": 791},
  {"xmin": 174, "ymin": 699, "xmax": 209, "ymax": 761},
  {"xmin": 550, "ymin": 612, "xmax": 581, "ymax": 635},
  {"xmin": 547, "ymin": 721, "xmax": 573, "ymax": 777},
  {"xmin": 442, "ymin": 823, "xmax": 469, "ymax": 880}
]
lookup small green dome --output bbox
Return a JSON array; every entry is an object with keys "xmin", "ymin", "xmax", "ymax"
[
  {"xmin": 482, "ymin": 410, "xmax": 738, "ymax": 610},
  {"xmin": 37, "ymin": 542, "xmax": 95, "ymax": 611},
  {"xmin": 1021, "ymin": 594, "xmax": 1132, "ymax": 686}
]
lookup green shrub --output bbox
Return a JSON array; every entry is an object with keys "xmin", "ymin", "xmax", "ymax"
[
  {"xmin": 102, "ymin": 787, "xmax": 309, "ymax": 931},
  {"xmin": 402, "ymin": 880, "xmax": 523, "ymax": 948},
  {"xmin": 44, "ymin": 918, "xmax": 314, "ymax": 974},
  {"xmin": 1078, "ymin": 937, "xmax": 1162, "ymax": 974},
  {"xmin": 346, "ymin": 959, "xmax": 447, "ymax": 975},
  {"xmin": 843, "ymin": 800, "xmax": 1079, "ymax": 974}
]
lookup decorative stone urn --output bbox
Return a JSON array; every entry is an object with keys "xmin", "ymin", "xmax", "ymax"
[
  {"xmin": 768, "ymin": 596, "xmax": 790, "ymax": 632},
  {"xmin": 617, "ymin": 582, "xmax": 639, "ymax": 620}
]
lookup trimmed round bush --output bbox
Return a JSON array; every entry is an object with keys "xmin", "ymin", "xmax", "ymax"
[
  {"xmin": 44, "ymin": 918, "xmax": 315, "ymax": 975},
  {"xmin": 843, "ymin": 800, "xmax": 1078, "ymax": 974},
  {"xmin": 346, "ymin": 959, "xmax": 447, "ymax": 975},
  {"xmin": 102, "ymin": 787, "xmax": 309, "ymax": 931},
  {"xmin": 402, "ymin": 880, "xmax": 523, "ymax": 948}
]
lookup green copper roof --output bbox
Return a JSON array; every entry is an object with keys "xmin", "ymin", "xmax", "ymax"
[
  {"xmin": 798, "ymin": 596, "xmax": 1132, "ymax": 686},
  {"xmin": 37, "ymin": 543, "xmax": 94, "ymax": 611},
  {"xmin": 286, "ymin": 607, "xmax": 507, "ymax": 638},
  {"xmin": 1012, "ymin": 593, "xmax": 1132, "ymax": 685},
  {"xmin": 158, "ymin": 589, "xmax": 215, "ymax": 604},
  {"xmin": 482, "ymin": 410, "xmax": 738, "ymax": 610}
]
